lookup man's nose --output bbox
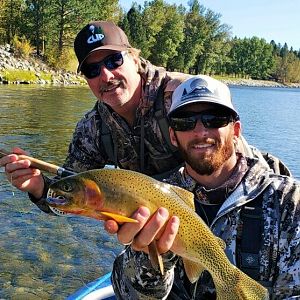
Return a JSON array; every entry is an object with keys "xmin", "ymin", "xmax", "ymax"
[
  {"xmin": 99, "ymin": 65, "xmax": 114, "ymax": 82},
  {"xmin": 193, "ymin": 120, "xmax": 208, "ymax": 133}
]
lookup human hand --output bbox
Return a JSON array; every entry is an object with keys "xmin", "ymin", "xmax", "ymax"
[
  {"xmin": 0, "ymin": 147, "xmax": 45, "ymax": 199},
  {"xmin": 104, "ymin": 206, "xmax": 180, "ymax": 255}
]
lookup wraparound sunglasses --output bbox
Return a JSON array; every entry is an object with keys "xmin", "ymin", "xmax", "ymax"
[
  {"xmin": 169, "ymin": 110, "xmax": 238, "ymax": 131},
  {"xmin": 81, "ymin": 51, "xmax": 127, "ymax": 79}
]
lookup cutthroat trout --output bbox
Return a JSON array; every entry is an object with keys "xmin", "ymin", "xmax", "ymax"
[{"xmin": 47, "ymin": 168, "xmax": 268, "ymax": 300}]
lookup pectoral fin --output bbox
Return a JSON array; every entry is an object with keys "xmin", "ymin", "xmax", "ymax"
[
  {"xmin": 182, "ymin": 258, "xmax": 205, "ymax": 283},
  {"xmin": 148, "ymin": 240, "xmax": 164, "ymax": 275},
  {"xmin": 100, "ymin": 211, "xmax": 138, "ymax": 223}
]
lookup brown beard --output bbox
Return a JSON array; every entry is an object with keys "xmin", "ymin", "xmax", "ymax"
[{"xmin": 175, "ymin": 133, "xmax": 235, "ymax": 176}]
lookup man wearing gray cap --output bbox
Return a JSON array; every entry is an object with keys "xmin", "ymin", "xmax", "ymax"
[
  {"xmin": 0, "ymin": 22, "xmax": 291, "ymax": 214},
  {"xmin": 110, "ymin": 75, "xmax": 300, "ymax": 299}
]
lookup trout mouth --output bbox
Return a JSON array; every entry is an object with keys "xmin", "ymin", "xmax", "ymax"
[{"xmin": 46, "ymin": 189, "xmax": 70, "ymax": 216}]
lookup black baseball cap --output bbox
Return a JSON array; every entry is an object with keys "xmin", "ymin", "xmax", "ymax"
[{"xmin": 74, "ymin": 21, "xmax": 132, "ymax": 72}]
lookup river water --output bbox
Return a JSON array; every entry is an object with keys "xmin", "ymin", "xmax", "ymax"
[{"xmin": 0, "ymin": 84, "xmax": 299, "ymax": 298}]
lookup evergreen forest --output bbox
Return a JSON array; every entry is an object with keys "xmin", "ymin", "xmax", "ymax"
[{"xmin": 1, "ymin": 0, "xmax": 299, "ymax": 83}]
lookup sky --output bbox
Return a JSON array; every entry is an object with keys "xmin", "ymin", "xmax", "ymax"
[{"xmin": 118, "ymin": 0, "xmax": 300, "ymax": 50}]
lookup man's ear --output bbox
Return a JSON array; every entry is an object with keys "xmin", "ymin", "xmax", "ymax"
[
  {"xmin": 233, "ymin": 121, "xmax": 241, "ymax": 139},
  {"xmin": 132, "ymin": 55, "xmax": 140, "ymax": 72},
  {"xmin": 169, "ymin": 127, "xmax": 178, "ymax": 147}
]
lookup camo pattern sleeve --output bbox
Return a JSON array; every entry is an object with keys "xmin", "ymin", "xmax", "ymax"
[
  {"xmin": 63, "ymin": 103, "xmax": 108, "ymax": 172},
  {"xmin": 111, "ymin": 247, "xmax": 178, "ymax": 299},
  {"xmin": 272, "ymin": 176, "xmax": 300, "ymax": 299}
]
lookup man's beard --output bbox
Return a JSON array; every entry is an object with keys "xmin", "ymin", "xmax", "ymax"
[{"xmin": 175, "ymin": 134, "xmax": 234, "ymax": 176}]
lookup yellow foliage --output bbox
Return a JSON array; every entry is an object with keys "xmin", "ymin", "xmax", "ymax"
[
  {"xmin": 44, "ymin": 47, "xmax": 78, "ymax": 72},
  {"xmin": 2, "ymin": 69, "xmax": 36, "ymax": 82},
  {"xmin": 57, "ymin": 47, "xmax": 78, "ymax": 73},
  {"xmin": 12, "ymin": 35, "xmax": 34, "ymax": 58}
]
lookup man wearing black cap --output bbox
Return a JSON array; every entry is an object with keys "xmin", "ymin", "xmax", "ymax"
[
  {"xmin": 0, "ymin": 22, "xmax": 291, "ymax": 214},
  {"xmin": 109, "ymin": 75, "xmax": 300, "ymax": 299}
]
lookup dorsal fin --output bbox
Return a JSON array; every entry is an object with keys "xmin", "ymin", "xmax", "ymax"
[{"xmin": 170, "ymin": 185, "xmax": 195, "ymax": 209}]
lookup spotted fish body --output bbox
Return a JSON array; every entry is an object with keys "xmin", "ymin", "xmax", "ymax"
[{"xmin": 47, "ymin": 168, "xmax": 268, "ymax": 300}]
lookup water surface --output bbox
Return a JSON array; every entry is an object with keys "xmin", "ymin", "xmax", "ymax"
[{"xmin": 0, "ymin": 84, "xmax": 299, "ymax": 298}]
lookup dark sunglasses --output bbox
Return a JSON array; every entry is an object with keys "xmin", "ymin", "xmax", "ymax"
[
  {"xmin": 81, "ymin": 51, "xmax": 127, "ymax": 79},
  {"xmin": 169, "ymin": 110, "xmax": 238, "ymax": 131}
]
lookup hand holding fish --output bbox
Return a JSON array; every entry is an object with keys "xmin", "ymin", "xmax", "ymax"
[
  {"xmin": 0, "ymin": 147, "xmax": 44, "ymax": 198},
  {"xmin": 105, "ymin": 206, "xmax": 180, "ymax": 255},
  {"xmin": 46, "ymin": 169, "xmax": 269, "ymax": 299}
]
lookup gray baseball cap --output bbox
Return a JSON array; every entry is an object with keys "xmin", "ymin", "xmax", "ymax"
[{"xmin": 168, "ymin": 75, "xmax": 238, "ymax": 117}]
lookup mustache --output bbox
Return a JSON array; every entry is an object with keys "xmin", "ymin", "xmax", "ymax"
[
  {"xmin": 99, "ymin": 79, "xmax": 123, "ymax": 93},
  {"xmin": 187, "ymin": 138, "xmax": 217, "ymax": 148}
]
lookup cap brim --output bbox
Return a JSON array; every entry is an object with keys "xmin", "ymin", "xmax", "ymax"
[
  {"xmin": 168, "ymin": 97, "xmax": 238, "ymax": 117},
  {"xmin": 77, "ymin": 45, "xmax": 128, "ymax": 73}
]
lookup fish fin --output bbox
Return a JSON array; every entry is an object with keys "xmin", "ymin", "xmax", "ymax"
[
  {"xmin": 148, "ymin": 240, "xmax": 164, "ymax": 275},
  {"xmin": 182, "ymin": 258, "xmax": 205, "ymax": 283},
  {"xmin": 100, "ymin": 211, "xmax": 138, "ymax": 223},
  {"xmin": 170, "ymin": 185, "xmax": 195, "ymax": 209}
]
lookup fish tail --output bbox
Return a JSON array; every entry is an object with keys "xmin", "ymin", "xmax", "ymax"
[{"xmin": 215, "ymin": 269, "xmax": 269, "ymax": 300}]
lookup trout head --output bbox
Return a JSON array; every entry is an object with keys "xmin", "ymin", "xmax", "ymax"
[
  {"xmin": 46, "ymin": 173, "xmax": 137, "ymax": 223},
  {"xmin": 46, "ymin": 175, "xmax": 104, "ymax": 217}
]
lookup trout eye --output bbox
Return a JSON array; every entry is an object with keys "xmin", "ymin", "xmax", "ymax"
[{"xmin": 62, "ymin": 183, "xmax": 73, "ymax": 192}]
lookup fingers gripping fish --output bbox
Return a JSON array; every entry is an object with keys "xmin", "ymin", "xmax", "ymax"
[{"xmin": 46, "ymin": 168, "xmax": 268, "ymax": 300}]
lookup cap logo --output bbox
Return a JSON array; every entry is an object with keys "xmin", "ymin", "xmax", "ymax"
[
  {"xmin": 87, "ymin": 25, "xmax": 105, "ymax": 44},
  {"xmin": 180, "ymin": 78, "xmax": 214, "ymax": 102}
]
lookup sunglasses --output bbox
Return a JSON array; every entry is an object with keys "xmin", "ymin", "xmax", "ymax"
[
  {"xmin": 169, "ymin": 110, "xmax": 238, "ymax": 131},
  {"xmin": 81, "ymin": 51, "xmax": 127, "ymax": 79}
]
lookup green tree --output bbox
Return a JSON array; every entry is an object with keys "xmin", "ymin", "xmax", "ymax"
[
  {"xmin": 43, "ymin": 0, "xmax": 120, "ymax": 64},
  {"xmin": 23, "ymin": 0, "xmax": 49, "ymax": 55},
  {"xmin": 141, "ymin": 0, "xmax": 166, "ymax": 59},
  {"xmin": 280, "ymin": 42, "xmax": 288, "ymax": 57},
  {"xmin": 273, "ymin": 52, "xmax": 300, "ymax": 83},
  {"xmin": 227, "ymin": 37, "xmax": 244, "ymax": 77},
  {"xmin": 227, "ymin": 37, "xmax": 274, "ymax": 79},
  {"xmin": 169, "ymin": 0, "xmax": 208, "ymax": 73},
  {"xmin": 121, "ymin": 5, "xmax": 147, "ymax": 53},
  {"xmin": 195, "ymin": 8, "xmax": 231, "ymax": 75},
  {"xmin": 149, "ymin": 4, "xmax": 184, "ymax": 67},
  {"xmin": 0, "ymin": 0, "xmax": 6, "ymax": 42},
  {"xmin": 246, "ymin": 37, "xmax": 274, "ymax": 79},
  {"xmin": 1, "ymin": 0, "xmax": 24, "ymax": 44}
]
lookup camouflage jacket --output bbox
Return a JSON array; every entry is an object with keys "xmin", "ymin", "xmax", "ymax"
[
  {"xmin": 63, "ymin": 59, "xmax": 190, "ymax": 176},
  {"xmin": 111, "ymin": 157, "xmax": 300, "ymax": 300},
  {"xmin": 29, "ymin": 60, "xmax": 190, "ymax": 212},
  {"xmin": 29, "ymin": 58, "xmax": 291, "ymax": 215}
]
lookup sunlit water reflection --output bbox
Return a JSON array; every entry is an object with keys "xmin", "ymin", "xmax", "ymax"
[{"xmin": 0, "ymin": 84, "xmax": 299, "ymax": 298}]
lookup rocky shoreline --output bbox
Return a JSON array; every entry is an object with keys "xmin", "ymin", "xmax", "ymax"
[
  {"xmin": 0, "ymin": 44, "xmax": 299, "ymax": 88},
  {"xmin": 0, "ymin": 44, "xmax": 84, "ymax": 85},
  {"xmin": 222, "ymin": 78, "xmax": 300, "ymax": 88}
]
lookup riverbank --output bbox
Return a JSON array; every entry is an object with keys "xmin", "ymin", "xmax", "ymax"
[
  {"xmin": 0, "ymin": 44, "xmax": 299, "ymax": 87},
  {"xmin": 222, "ymin": 78, "xmax": 300, "ymax": 88},
  {"xmin": 0, "ymin": 44, "xmax": 85, "ymax": 85}
]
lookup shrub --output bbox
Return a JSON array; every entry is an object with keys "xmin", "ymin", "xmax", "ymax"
[
  {"xmin": 2, "ymin": 69, "xmax": 36, "ymax": 82},
  {"xmin": 12, "ymin": 35, "xmax": 34, "ymax": 58},
  {"xmin": 44, "ymin": 47, "xmax": 78, "ymax": 72}
]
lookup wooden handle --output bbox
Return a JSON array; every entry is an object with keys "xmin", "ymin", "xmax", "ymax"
[{"xmin": 0, "ymin": 148, "xmax": 60, "ymax": 175}]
